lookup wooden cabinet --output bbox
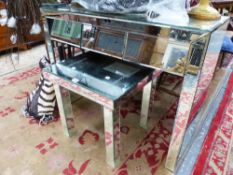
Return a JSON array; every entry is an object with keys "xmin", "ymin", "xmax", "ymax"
[
  {"xmin": 0, "ymin": 26, "xmax": 45, "ymax": 51},
  {"xmin": 22, "ymin": 21, "xmax": 45, "ymax": 49},
  {"xmin": 0, "ymin": 2, "xmax": 16, "ymax": 51},
  {"xmin": 0, "ymin": 26, "xmax": 14, "ymax": 51}
]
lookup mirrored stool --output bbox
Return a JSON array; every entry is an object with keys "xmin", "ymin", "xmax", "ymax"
[{"xmin": 43, "ymin": 51, "xmax": 155, "ymax": 167}]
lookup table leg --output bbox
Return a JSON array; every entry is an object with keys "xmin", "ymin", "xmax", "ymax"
[
  {"xmin": 140, "ymin": 70, "xmax": 162, "ymax": 129},
  {"xmin": 165, "ymin": 74, "xmax": 199, "ymax": 171},
  {"xmin": 103, "ymin": 107, "xmax": 121, "ymax": 168},
  {"xmin": 54, "ymin": 85, "xmax": 76, "ymax": 137},
  {"xmin": 43, "ymin": 19, "xmax": 56, "ymax": 64},
  {"xmin": 140, "ymin": 81, "xmax": 152, "ymax": 129}
]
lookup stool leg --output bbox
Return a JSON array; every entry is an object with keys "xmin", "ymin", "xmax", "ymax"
[
  {"xmin": 103, "ymin": 107, "xmax": 121, "ymax": 168},
  {"xmin": 140, "ymin": 81, "xmax": 152, "ymax": 129},
  {"xmin": 54, "ymin": 85, "xmax": 76, "ymax": 137},
  {"xmin": 9, "ymin": 48, "xmax": 16, "ymax": 71}
]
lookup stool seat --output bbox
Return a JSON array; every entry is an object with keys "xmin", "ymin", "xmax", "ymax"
[
  {"xmin": 221, "ymin": 35, "xmax": 233, "ymax": 53},
  {"xmin": 218, "ymin": 35, "xmax": 233, "ymax": 68}
]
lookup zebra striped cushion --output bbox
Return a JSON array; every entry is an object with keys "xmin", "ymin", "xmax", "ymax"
[{"xmin": 22, "ymin": 74, "xmax": 56, "ymax": 125}]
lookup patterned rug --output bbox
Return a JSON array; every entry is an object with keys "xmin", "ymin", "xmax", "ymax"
[
  {"xmin": 192, "ymin": 72, "xmax": 233, "ymax": 175},
  {"xmin": 1, "ymin": 63, "xmax": 233, "ymax": 174},
  {"xmin": 226, "ymin": 142, "xmax": 233, "ymax": 175}
]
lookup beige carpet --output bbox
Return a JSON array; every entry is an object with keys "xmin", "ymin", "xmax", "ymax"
[{"xmin": 0, "ymin": 44, "xmax": 46, "ymax": 76}]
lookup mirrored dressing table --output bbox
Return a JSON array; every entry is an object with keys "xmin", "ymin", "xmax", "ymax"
[{"xmin": 41, "ymin": 6, "xmax": 229, "ymax": 171}]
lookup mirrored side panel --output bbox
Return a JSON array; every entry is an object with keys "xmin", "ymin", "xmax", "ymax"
[{"xmin": 124, "ymin": 28, "xmax": 199, "ymax": 76}]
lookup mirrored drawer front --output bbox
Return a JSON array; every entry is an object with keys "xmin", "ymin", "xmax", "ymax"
[
  {"xmin": 81, "ymin": 23, "xmax": 157, "ymax": 63},
  {"xmin": 82, "ymin": 23, "xmax": 125, "ymax": 58},
  {"xmin": 51, "ymin": 19, "xmax": 82, "ymax": 45}
]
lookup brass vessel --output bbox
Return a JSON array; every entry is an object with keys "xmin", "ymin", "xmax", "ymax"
[{"xmin": 188, "ymin": 0, "xmax": 221, "ymax": 20}]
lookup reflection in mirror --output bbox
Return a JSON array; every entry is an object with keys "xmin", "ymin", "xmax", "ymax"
[
  {"xmin": 82, "ymin": 24, "xmax": 125, "ymax": 58},
  {"xmin": 124, "ymin": 33, "xmax": 156, "ymax": 64},
  {"xmin": 95, "ymin": 30, "xmax": 124, "ymax": 57},
  {"xmin": 149, "ymin": 28, "xmax": 170, "ymax": 68},
  {"xmin": 161, "ymin": 29, "xmax": 196, "ymax": 75},
  {"xmin": 186, "ymin": 38, "xmax": 206, "ymax": 75},
  {"xmin": 160, "ymin": 30, "xmax": 205, "ymax": 76},
  {"xmin": 51, "ymin": 19, "xmax": 82, "ymax": 45},
  {"xmin": 98, "ymin": 19, "xmax": 147, "ymax": 32},
  {"xmin": 81, "ymin": 18, "xmax": 163, "ymax": 63},
  {"xmin": 162, "ymin": 43, "xmax": 189, "ymax": 75},
  {"xmin": 52, "ymin": 41, "xmax": 81, "ymax": 61},
  {"xmin": 169, "ymin": 29, "xmax": 192, "ymax": 42},
  {"xmin": 82, "ymin": 23, "xmax": 97, "ymax": 48}
]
